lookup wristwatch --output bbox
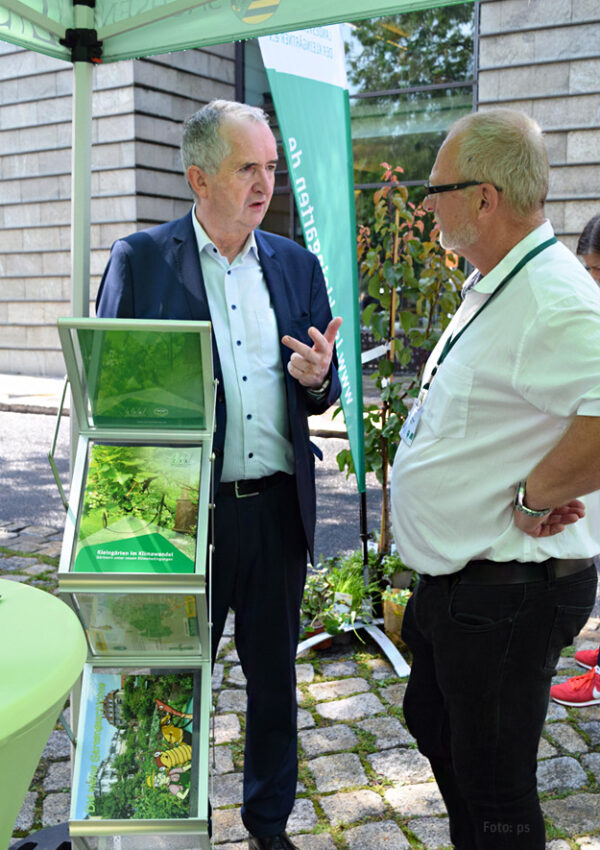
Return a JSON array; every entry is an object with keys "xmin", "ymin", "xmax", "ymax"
[{"xmin": 514, "ymin": 481, "xmax": 552, "ymax": 518}]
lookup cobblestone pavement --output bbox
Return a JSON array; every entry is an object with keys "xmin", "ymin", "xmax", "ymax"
[{"xmin": 3, "ymin": 520, "xmax": 600, "ymax": 849}]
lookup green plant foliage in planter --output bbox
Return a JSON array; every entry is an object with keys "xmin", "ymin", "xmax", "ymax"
[{"xmin": 301, "ymin": 550, "xmax": 381, "ymax": 638}]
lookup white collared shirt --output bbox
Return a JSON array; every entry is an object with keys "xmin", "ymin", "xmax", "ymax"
[
  {"xmin": 391, "ymin": 220, "xmax": 600, "ymax": 575},
  {"xmin": 191, "ymin": 209, "xmax": 294, "ymax": 482}
]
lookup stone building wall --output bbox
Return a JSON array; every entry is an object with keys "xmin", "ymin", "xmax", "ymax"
[
  {"xmin": 478, "ymin": 0, "xmax": 600, "ymax": 253},
  {"xmin": 0, "ymin": 41, "xmax": 235, "ymax": 376}
]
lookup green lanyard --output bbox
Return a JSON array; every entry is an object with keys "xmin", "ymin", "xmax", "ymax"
[{"xmin": 422, "ymin": 236, "xmax": 557, "ymax": 392}]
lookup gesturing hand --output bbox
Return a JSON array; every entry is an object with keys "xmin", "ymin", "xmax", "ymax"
[
  {"xmin": 282, "ymin": 316, "xmax": 342, "ymax": 389},
  {"xmin": 514, "ymin": 499, "xmax": 586, "ymax": 538}
]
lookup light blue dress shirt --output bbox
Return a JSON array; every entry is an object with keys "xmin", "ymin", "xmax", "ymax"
[{"xmin": 191, "ymin": 209, "xmax": 294, "ymax": 482}]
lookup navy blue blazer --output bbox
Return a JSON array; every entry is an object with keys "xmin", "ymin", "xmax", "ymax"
[{"xmin": 96, "ymin": 211, "xmax": 341, "ymax": 561}]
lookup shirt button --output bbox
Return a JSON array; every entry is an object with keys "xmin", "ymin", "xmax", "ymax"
[
  {"xmin": 247, "ymin": 414, "xmax": 252, "ymax": 420},
  {"xmin": 227, "ymin": 270, "xmax": 231, "ymax": 275},
  {"xmin": 231, "ymin": 304, "xmax": 237, "ymax": 310},
  {"xmin": 242, "ymin": 376, "xmax": 248, "ymax": 382},
  {"xmin": 248, "ymin": 452, "xmax": 254, "ymax": 458},
  {"xmin": 236, "ymin": 340, "xmax": 242, "ymax": 346}
]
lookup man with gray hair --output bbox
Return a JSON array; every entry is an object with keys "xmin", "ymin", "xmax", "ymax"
[
  {"xmin": 97, "ymin": 99, "xmax": 342, "ymax": 850},
  {"xmin": 391, "ymin": 108, "xmax": 600, "ymax": 848}
]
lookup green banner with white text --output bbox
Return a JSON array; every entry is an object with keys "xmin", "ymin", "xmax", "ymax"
[{"xmin": 260, "ymin": 26, "xmax": 365, "ymax": 492}]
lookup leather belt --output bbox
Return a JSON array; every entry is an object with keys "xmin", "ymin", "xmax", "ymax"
[
  {"xmin": 218, "ymin": 471, "xmax": 290, "ymax": 499},
  {"xmin": 459, "ymin": 557, "xmax": 595, "ymax": 585}
]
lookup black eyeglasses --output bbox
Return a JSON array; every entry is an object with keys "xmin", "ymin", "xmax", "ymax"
[{"xmin": 423, "ymin": 180, "xmax": 503, "ymax": 195}]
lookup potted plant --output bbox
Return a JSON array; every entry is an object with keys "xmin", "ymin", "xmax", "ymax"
[{"xmin": 382, "ymin": 586, "xmax": 412, "ymax": 651}]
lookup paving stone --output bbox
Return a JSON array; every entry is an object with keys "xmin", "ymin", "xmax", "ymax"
[
  {"xmin": 212, "ymin": 745, "xmax": 235, "ymax": 774},
  {"xmin": 308, "ymin": 677, "xmax": 369, "ymax": 702},
  {"xmin": 319, "ymin": 789, "xmax": 385, "ymax": 826},
  {"xmin": 545, "ymin": 702, "xmax": 568, "ymax": 721},
  {"xmin": 7, "ymin": 536, "xmax": 48, "ymax": 553},
  {"xmin": 579, "ymin": 720, "xmax": 600, "ymax": 747},
  {"xmin": 299, "ymin": 724, "xmax": 358, "ymax": 757},
  {"xmin": 23, "ymin": 562, "xmax": 52, "ymax": 576},
  {"xmin": 213, "ymin": 807, "xmax": 246, "ymax": 844},
  {"xmin": 356, "ymin": 715, "xmax": 415, "ymax": 749},
  {"xmin": 546, "ymin": 841, "xmax": 571, "ymax": 850},
  {"xmin": 43, "ymin": 760, "xmax": 70, "ymax": 790},
  {"xmin": 224, "ymin": 646, "xmax": 240, "ymax": 663},
  {"xmin": 407, "ymin": 816, "xmax": 452, "ymax": 849},
  {"xmin": 42, "ymin": 729, "xmax": 70, "ymax": 759},
  {"xmin": 212, "ymin": 662, "xmax": 224, "ymax": 691},
  {"xmin": 287, "ymin": 797, "xmax": 317, "ymax": 832},
  {"xmin": 213, "ymin": 713, "xmax": 241, "ymax": 744},
  {"xmin": 380, "ymin": 682, "xmax": 406, "ymax": 706},
  {"xmin": 22, "ymin": 524, "xmax": 59, "ymax": 537},
  {"xmin": 366, "ymin": 657, "xmax": 395, "ymax": 680},
  {"xmin": 344, "ymin": 820, "xmax": 410, "ymax": 849},
  {"xmin": 369, "ymin": 747, "xmax": 433, "ymax": 784},
  {"xmin": 42, "ymin": 791, "xmax": 70, "ymax": 826},
  {"xmin": 316, "ymin": 693, "xmax": 384, "ymax": 722},
  {"xmin": 36, "ymin": 541, "xmax": 63, "ymax": 557},
  {"xmin": 1, "ymin": 573, "xmax": 29, "ymax": 582},
  {"xmin": 538, "ymin": 737, "xmax": 558, "ymax": 759},
  {"xmin": 385, "ymin": 782, "xmax": 446, "ymax": 816},
  {"xmin": 217, "ymin": 688, "xmax": 247, "ymax": 713},
  {"xmin": 577, "ymin": 839, "xmax": 600, "ymax": 850},
  {"xmin": 322, "ymin": 660, "xmax": 358, "ymax": 678},
  {"xmin": 0, "ymin": 555, "xmax": 32, "ymax": 571},
  {"xmin": 572, "ymin": 704, "xmax": 600, "ymax": 722},
  {"xmin": 292, "ymin": 835, "xmax": 337, "ymax": 850},
  {"xmin": 0, "ymin": 529, "xmax": 18, "ymax": 541},
  {"xmin": 537, "ymin": 756, "xmax": 588, "ymax": 793},
  {"xmin": 296, "ymin": 663, "xmax": 315, "ymax": 683},
  {"xmin": 228, "ymin": 664, "xmax": 246, "ymax": 687},
  {"xmin": 1, "ymin": 522, "xmax": 27, "ymax": 533},
  {"xmin": 308, "ymin": 752, "xmax": 367, "ymax": 792},
  {"xmin": 13, "ymin": 791, "xmax": 36, "ymax": 831},
  {"xmin": 582, "ymin": 751, "xmax": 600, "ymax": 782},
  {"xmin": 298, "ymin": 708, "xmax": 316, "ymax": 729},
  {"xmin": 547, "ymin": 723, "xmax": 588, "ymax": 753},
  {"xmin": 542, "ymin": 793, "xmax": 600, "ymax": 834},
  {"xmin": 213, "ymin": 772, "xmax": 244, "ymax": 807}
]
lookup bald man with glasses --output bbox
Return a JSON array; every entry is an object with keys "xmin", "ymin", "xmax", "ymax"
[{"xmin": 391, "ymin": 109, "xmax": 600, "ymax": 849}]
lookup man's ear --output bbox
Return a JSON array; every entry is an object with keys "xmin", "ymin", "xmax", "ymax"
[
  {"xmin": 187, "ymin": 165, "xmax": 209, "ymax": 199},
  {"xmin": 477, "ymin": 183, "xmax": 500, "ymax": 218}
]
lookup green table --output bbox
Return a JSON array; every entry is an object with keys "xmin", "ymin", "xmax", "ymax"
[{"xmin": 0, "ymin": 579, "xmax": 87, "ymax": 848}]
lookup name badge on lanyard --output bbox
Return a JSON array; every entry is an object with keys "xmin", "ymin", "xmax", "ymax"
[{"xmin": 400, "ymin": 388, "xmax": 427, "ymax": 446}]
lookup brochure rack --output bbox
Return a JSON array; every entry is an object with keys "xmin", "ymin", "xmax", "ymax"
[{"xmin": 54, "ymin": 318, "xmax": 215, "ymax": 850}]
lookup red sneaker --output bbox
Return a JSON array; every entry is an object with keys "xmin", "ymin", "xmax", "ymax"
[
  {"xmin": 574, "ymin": 648, "xmax": 599, "ymax": 670},
  {"xmin": 551, "ymin": 667, "xmax": 600, "ymax": 707}
]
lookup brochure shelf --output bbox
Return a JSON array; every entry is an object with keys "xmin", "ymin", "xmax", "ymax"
[{"xmin": 54, "ymin": 319, "xmax": 215, "ymax": 849}]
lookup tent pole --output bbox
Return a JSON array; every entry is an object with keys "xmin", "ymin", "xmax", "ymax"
[{"xmin": 70, "ymin": 59, "xmax": 93, "ymax": 319}]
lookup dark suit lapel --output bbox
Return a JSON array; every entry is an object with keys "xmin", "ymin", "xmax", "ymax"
[
  {"xmin": 256, "ymin": 231, "xmax": 293, "ymax": 338},
  {"xmin": 171, "ymin": 211, "xmax": 222, "ymax": 381},
  {"xmin": 171, "ymin": 212, "xmax": 211, "ymax": 322}
]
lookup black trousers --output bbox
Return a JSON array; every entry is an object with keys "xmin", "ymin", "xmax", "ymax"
[
  {"xmin": 210, "ymin": 473, "xmax": 307, "ymax": 838},
  {"xmin": 402, "ymin": 564, "xmax": 597, "ymax": 849}
]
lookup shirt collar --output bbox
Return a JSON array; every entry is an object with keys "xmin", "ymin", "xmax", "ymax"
[
  {"xmin": 191, "ymin": 205, "xmax": 258, "ymax": 264},
  {"xmin": 472, "ymin": 219, "xmax": 554, "ymax": 294}
]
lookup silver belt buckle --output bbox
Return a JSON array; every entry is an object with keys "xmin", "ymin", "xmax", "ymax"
[{"xmin": 234, "ymin": 480, "xmax": 260, "ymax": 499}]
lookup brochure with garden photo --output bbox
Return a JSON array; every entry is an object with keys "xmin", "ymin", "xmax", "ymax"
[
  {"xmin": 71, "ymin": 668, "xmax": 200, "ymax": 822},
  {"xmin": 73, "ymin": 444, "xmax": 202, "ymax": 573}
]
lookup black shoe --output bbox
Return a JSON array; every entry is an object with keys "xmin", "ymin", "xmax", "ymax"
[{"xmin": 248, "ymin": 832, "xmax": 299, "ymax": 850}]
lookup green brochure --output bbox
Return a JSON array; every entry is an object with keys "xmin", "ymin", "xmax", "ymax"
[{"xmin": 73, "ymin": 444, "xmax": 202, "ymax": 573}]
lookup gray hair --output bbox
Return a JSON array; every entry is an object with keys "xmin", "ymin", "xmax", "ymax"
[
  {"xmin": 181, "ymin": 100, "xmax": 270, "ymax": 174},
  {"xmin": 448, "ymin": 108, "xmax": 549, "ymax": 219}
]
